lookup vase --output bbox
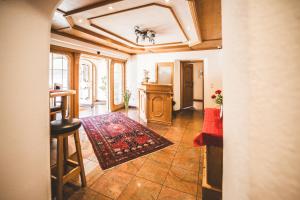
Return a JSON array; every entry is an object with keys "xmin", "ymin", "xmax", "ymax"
[{"xmin": 124, "ymin": 102, "xmax": 129, "ymax": 111}]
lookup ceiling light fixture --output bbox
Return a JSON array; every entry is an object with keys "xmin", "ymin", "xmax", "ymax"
[
  {"xmin": 78, "ymin": 19, "xmax": 83, "ymax": 23},
  {"xmin": 165, "ymin": 0, "xmax": 170, "ymax": 3},
  {"xmin": 108, "ymin": 5, "xmax": 113, "ymax": 10},
  {"xmin": 134, "ymin": 26, "xmax": 156, "ymax": 44}
]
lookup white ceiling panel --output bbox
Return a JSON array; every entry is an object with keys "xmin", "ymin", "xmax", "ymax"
[{"xmin": 90, "ymin": 5, "xmax": 186, "ymax": 45}]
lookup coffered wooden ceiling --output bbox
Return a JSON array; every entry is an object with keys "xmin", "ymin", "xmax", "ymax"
[{"xmin": 51, "ymin": 0, "xmax": 222, "ymax": 54}]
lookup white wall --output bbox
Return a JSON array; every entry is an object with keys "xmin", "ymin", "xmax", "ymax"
[
  {"xmin": 193, "ymin": 62, "xmax": 204, "ymax": 100},
  {"xmin": 222, "ymin": 0, "xmax": 300, "ymax": 199},
  {"xmin": 0, "ymin": 0, "xmax": 60, "ymax": 199},
  {"xmin": 127, "ymin": 50, "xmax": 222, "ymax": 110}
]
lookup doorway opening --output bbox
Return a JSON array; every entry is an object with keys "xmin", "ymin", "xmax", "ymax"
[
  {"xmin": 180, "ymin": 60, "xmax": 204, "ymax": 111},
  {"xmin": 79, "ymin": 56, "xmax": 109, "ymax": 117}
]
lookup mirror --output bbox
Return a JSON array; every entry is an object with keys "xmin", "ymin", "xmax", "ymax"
[{"xmin": 155, "ymin": 62, "xmax": 174, "ymax": 85}]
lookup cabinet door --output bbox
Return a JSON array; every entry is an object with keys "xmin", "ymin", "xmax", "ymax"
[{"xmin": 147, "ymin": 93, "xmax": 172, "ymax": 124}]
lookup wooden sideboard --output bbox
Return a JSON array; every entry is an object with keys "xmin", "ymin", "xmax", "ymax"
[{"xmin": 138, "ymin": 83, "xmax": 173, "ymax": 125}]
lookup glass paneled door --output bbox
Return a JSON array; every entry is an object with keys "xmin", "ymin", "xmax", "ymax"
[
  {"xmin": 110, "ymin": 61, "xmax": 125, "ymax": 111},
  {"xmin": 79, "ymin": 60, "xmax": 93, "ymax": 106}
]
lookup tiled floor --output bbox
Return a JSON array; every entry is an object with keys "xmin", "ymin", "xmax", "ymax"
[{"xmin": 51, "ymin": 107, "xmax": 204, "ymax": 200}]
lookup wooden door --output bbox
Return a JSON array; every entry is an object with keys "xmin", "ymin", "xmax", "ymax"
[{"xmin": 182, "ymin": 63, "xmax": 193, "ymax": 108}]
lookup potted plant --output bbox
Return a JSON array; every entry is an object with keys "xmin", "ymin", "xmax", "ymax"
[
  {"xmin": 211, "ymin": 89, "xmax": 223, "ymax": 118},
  {"xmin": 123, "ymin": 89, "xmax": 131, "ymax": 111}
]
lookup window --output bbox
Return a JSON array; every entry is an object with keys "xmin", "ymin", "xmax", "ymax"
[{"xmin": 49, "ymin": 53, "xmax": 69, "ymax": 90}]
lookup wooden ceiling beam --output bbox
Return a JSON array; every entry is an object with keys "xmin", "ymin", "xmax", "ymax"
[
  {"xmin": 72, "ymin": 25, "xmax": 144, "ymax": 51},
  {"xmin": 64, "ymin": 0, "xmax": 125, "ymax": 16},
  {"xmin": 65, "ymin": 16, "xmax": 75, "ymax": 27},
  {"xmin": 50, "ymin": 44, "xmax": 128, "ymax": 61},
  {"xmin": 51, "ymin": 29, "xmax": 132, "ymax": 54},
  {"xmin": 56, "ymin": 8, "xmax": 66, "ymax": 14},
  {"xmin": 90, "ymin": 23, "xmax": 136, "ymax": 46},
  {"xmin": 188, "ymin": 0, "xmax": 202, "ymax": 42},
  {"xmin": 62, "ymin": 15, "xmax": 143, "ymax": 51},
  {"xmin": 190, "ymin": 39, "xmax": 222, "ymax": 50}
]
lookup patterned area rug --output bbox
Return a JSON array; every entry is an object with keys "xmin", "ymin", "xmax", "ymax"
[{"xmin": 81, "ymin": 112, "xmax": 173, "ymax": 170}]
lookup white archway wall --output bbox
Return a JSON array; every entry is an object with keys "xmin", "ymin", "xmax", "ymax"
[
  {"xmin": 0, "ymin": 0, "xmax": 60, "ymax": 199},
  {"xmin": 222, "ymin": 0, "xmax": 300, "ymax": 200}
]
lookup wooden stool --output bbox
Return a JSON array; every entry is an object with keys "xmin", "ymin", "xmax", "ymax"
[{"xmin": 50, "ymin": 118, "xmax": 86, "ymax": 200}]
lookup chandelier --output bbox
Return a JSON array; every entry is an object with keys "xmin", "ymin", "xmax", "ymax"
[{"xmin": 134, "ymin": 26, "xmax": 156, "ymax": 44}]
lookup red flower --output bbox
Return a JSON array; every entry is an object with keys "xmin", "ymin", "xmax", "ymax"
[
  {"xmin": 211, "ymin": 94, "xmax": 216, "ymax": 99},
  {"xmin": 215, "ymin": 90, "xmax": 222, "ymax": 94}
]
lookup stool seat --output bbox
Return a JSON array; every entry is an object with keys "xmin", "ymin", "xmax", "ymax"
[{"xmin": 50, "ymin": 118, "xmax": 81, "ymax": 135}]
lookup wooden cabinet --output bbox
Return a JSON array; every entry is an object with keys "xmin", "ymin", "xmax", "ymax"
[{"xmin": 138, "ymin": 83, "xmax": 173, "ymax": 125}]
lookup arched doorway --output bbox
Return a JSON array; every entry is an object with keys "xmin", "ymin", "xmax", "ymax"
[{"xmin": 79, "ymin": 56, "xmax": 109, "ymax": 116}]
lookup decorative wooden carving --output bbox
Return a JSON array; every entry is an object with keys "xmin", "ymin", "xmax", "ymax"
[{"xmin": 138, "ymin": 83, "xmax": 173, "ymax": 125}]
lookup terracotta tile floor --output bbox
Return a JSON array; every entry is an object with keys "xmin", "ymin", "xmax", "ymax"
[{"xmin": 51, "ymin": 107, "xmax": 204, "ymax": 200}]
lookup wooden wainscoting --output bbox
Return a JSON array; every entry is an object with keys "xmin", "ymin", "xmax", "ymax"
[{"xmin": 138, "ymin": 83, "xmax": 173, "ymax": 125}]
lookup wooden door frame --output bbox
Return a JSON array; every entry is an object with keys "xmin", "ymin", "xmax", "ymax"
[
  {"xmin": 180, "ymin": 60, "xmax": 204, "ymax": 110},
  {"xmin": 109, "ymin": 60, "xmax": 126, "ymax": 111}
]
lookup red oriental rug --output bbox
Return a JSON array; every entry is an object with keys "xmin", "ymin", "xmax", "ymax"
[{"xmin": 81, "ymin": 112, "xmax": 173, "ymax": 170}]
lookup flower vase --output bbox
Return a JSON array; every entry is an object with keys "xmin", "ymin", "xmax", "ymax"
[{"xmin": 124, "ymin": 102, "xmax": 129, "ymax": 111}]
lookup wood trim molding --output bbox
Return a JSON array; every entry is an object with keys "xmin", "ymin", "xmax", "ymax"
[
  {"xmin": 88, "ymin": 3, "xmax": 189, "ymax": 42},
  {"xmin": 90, "ymin": 23, "xmax": 136, "ymax": 46},
  {"xmin": 64, "ymin": 0, "xmax": 125, "ymax": 16},
  {"xmin": 193, "ymin": 99, "xmax": 203, "ymax": 102},
  {"xmin": 51, "ymin": 29, "xmax": 131, "ymax": 54},
  {"xmin": 56, "ymin": 8, "xmax": 66, "ymax": 14},
  {"xmin": 59, "ymin": 15, "xmax": 145, "ymax": 52},
  {"xmin": 190, "ymin": 39, "xmax": 222, "ymax": 50},
  {"xmin": 49, "ymin": 49, "xmax": 80, "ymax": 117},
  {"xmin": 72, "ymin": 25, "xmax": 144, "ymax": 51},
  {"xmin": 188, "ymin": 0, "xmax": 202, "ymax": 42},
  {"xmin": 180, "ymin": 60, "xmax": 205, "ymax": 111},
  {"xmin": 50, "ymin": 44, "xmax": 127, "ymax": 62}
]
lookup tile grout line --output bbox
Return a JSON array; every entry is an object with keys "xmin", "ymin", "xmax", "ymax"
[{"xmin": 155, "ymin": 130, "xmax": 187, "ymax": 200}]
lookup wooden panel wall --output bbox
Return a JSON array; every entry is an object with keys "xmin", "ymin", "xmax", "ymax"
[{"xmin": 197, "ymin": 0, "xmax": 222, "ymax": 41}]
